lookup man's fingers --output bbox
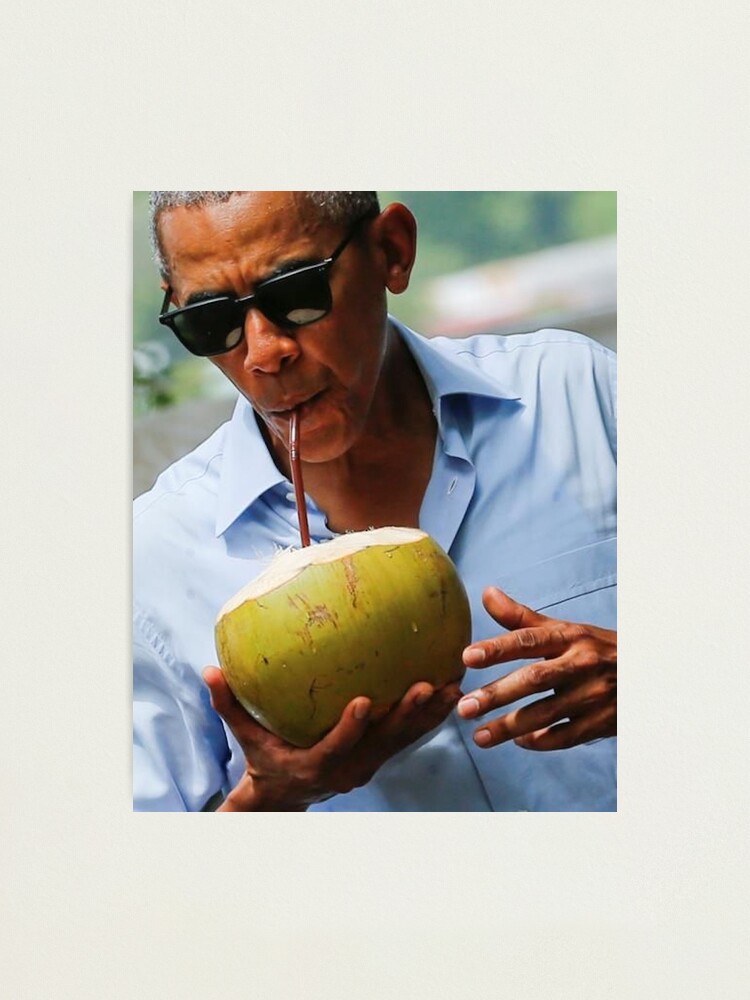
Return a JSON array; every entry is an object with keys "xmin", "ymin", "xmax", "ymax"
[
  {"xmin": 481, "ymin": 587, "xmax": 549, "ymax": 631},
  {"xmin": 458, "ymin": 656, "xmax": 576, "ymax": 718},
  {"xmin": 313, "ymin": 697, "xmax": 373, "ymax": 760},
  {"xmin": 202, "ymin": 666, "xmax": 278, "ymax": 749},
  {"xmin": 463, "ymin": 622, "xmax": 582, "ymax": 668},
  {"xmin": 514, "ymin": 703, "xmax": 617, "ymax": 751},
  {"xmin": 203, "ymin": 667, "xmax": 246, "ymax": 726},
  {"xmin": 371, "ymin": 682, "xmax": 460, "ymax": 749},
  {"xmin": 465, "ymin": 681, "xmax": 597, "ymax": 748},
  {"xmin": 462, "ymin": 588, "xmax": 562, "ymax": 667}
]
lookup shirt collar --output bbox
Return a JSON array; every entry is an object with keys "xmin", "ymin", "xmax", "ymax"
[
  {"xmin": 392, "ymin": 318, "xmax": 521, "ymax": 419},
  {"xmin": 215, "ymin": 317, "xmax": 521, "ymax": 537},
  {"xmin": 215, "ymin": 398, "xmax": 285, "ymax": 537}
]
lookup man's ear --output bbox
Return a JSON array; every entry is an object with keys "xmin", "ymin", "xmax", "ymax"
[{"xmin": 371, "ymin": 203, "xmax": 417, "ymax": 295}]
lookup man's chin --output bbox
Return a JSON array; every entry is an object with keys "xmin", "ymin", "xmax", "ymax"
[
  {"xmin": 291, "ymin": 429, "xmax": 355, "ymax": 464},
  {"xmin": 257, "ymin": 409, "xmax": 355, "ymax": 465}
]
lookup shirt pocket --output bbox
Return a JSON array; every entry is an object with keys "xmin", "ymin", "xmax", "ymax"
[{"xmin": 497, "ymin": 536, "xmax": 616, "ymax": 620}]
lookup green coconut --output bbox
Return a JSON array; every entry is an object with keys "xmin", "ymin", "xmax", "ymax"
[{"xmin": 214, "ymin": 526, "xmax": 471, "ymax": 747}]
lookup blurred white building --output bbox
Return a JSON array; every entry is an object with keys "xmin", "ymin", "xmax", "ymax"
[{"xmin": 424, "ymin": 235, "xmax": 616, "ymax": 351}]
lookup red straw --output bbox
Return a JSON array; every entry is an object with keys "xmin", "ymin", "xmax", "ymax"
[{"xmin": 289, "ymin": 409, "xmax": 311, "ymax": 548}]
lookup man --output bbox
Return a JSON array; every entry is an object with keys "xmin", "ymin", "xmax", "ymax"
[{"xmin": 134, "ymin": 190, "xmax": 617, "ymax": 811}]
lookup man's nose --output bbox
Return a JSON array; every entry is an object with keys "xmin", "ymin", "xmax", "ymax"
[{"xmin": 241, "ymin": 307, "xmax": 300, "ymax": 374}]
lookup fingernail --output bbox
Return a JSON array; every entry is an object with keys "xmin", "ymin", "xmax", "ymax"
[
  {"xmin": 474, "ymin": 729, "xmax": 492, "ymax": 747},
  {"xmin": 464, "ymin": 648, "xmax": 486, "ymax": 666},
  {"xmin": 415, "ymin": 689, "xmax": 433, "ymax": 706},
  {"xmin": 354, "ymin": 701, "xmax": 370, "ymax": 720},
  {"xmin": 457, "ymin": 697, "xmax": 480, "ymax": 719}
]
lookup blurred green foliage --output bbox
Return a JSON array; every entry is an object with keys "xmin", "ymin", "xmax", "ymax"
[{"xmin": 133, "ymin": 191, "xmax": 615, "ymax": 416}]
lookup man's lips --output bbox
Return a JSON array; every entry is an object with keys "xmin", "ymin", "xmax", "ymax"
[{"xmin": 267, "ymin": 389, "xmax": 325, "ymax": 416}]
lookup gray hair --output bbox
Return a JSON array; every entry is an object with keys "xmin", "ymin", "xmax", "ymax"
[{"xmin": 149, "ymin": 191, "xmax": 380, "ymax": 280}]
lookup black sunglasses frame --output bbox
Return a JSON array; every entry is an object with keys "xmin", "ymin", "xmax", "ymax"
[{"xmin": 158, "ymin": 208, "xmax": 378, "ymax": 357}]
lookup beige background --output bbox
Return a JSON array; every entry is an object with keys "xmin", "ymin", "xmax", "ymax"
[{"xmin": 2, "ymin": 1, "xmax": 748, "ymax": 998}]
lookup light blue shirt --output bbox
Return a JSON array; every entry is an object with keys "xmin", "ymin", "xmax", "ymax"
[{"xmin": 133, "ymin": 320, "xmax": 617, "ymax": 811}]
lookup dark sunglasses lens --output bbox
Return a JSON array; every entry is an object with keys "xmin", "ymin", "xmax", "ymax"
[
  {"xmin": 258, "ymin": 268, "xmax": 332, "ymax": 326},
  {"xmin": 172, "ymin": 300, "xmax": 243, "ymax": 356}
]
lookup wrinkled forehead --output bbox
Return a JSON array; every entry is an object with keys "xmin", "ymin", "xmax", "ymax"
[{"xmin": 159, "ymin": 191, "xmax": 327, "ymax": 288}]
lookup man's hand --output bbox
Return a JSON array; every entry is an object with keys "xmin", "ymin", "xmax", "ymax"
[
  {"xmin": 203, "ymin": 667, "xmax": 461, "ymax": 811},
  {"xmin": 457, "ymin": 587, "xmax": 616, "ymax": 751}
]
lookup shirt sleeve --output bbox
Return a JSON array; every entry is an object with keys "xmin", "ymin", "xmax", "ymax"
[{"xmin": 133, "ymin": 610, "xmax": 233, "ymax": 812}]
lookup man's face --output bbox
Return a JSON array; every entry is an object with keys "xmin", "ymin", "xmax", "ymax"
[{"xmin": 159, "ymin": 191, "xmax": 390, "ymax": 463}]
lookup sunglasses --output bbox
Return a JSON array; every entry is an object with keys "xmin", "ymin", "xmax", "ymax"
[{"xmin": 158, "ymin": 209, "xmax": 377, "ymax": 357}]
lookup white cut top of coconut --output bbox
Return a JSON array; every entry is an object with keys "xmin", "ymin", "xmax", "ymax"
[{"xmin": 217, "ymin": 526, "xmax": 428, "ymax": 620}]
